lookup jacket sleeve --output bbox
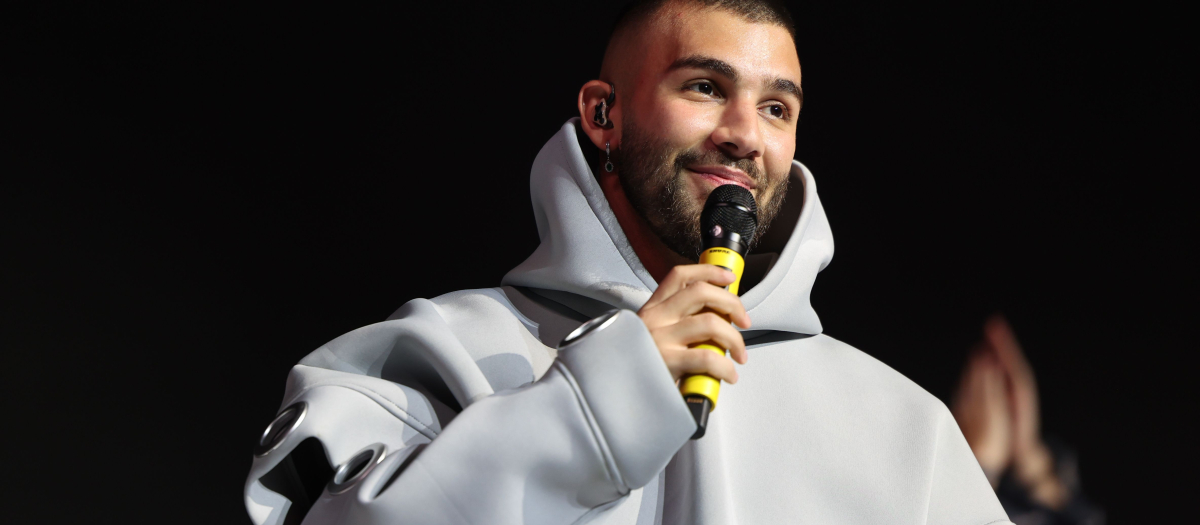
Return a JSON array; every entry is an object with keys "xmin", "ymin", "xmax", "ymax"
[
  {"xmin": 924, "ymin": 405, "xmax": 1015, "ymax": 525},
  {"xmin": 244, "ymin": 308, "xmax": 697, "ymax": 525}
]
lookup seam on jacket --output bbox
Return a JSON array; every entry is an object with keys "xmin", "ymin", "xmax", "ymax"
[
  {"xmin": 979, "ymin": 520, "xmax": 1014, "ymax": 525},
  {"xmin": 526, "ymin": 288, "xmax": 597, "ymax": 322},
  {"xmin": 570, "ymin": 492, "xmax": 630, "ymax": 525},
  {"xmin": 553, "ymin": 360, "xmax": 630, "ymax": 495},
  {"xmin": 284, "ymin": 382, "xmax": 440, "ymax": 441},
  {"xmin": 489, "ymin": 286, "xmax": 541, "ymax": 331},
  {"xmin": 920, "ymin": 408, "xmax": 944, "ymax": 524}
]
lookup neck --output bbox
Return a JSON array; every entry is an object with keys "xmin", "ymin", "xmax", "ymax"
[{"xmin": 598, "ymin": 171, "xmax": 692, "ymax": 284}]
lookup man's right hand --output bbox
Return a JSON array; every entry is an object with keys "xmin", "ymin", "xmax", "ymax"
[{"xmin": 637, "ymin": 264, "xmax": 751, "ymax": 385}]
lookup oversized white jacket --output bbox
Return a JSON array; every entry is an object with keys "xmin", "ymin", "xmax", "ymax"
[{"xmin": 243, "ymin": 119, "xmax": 1012, "ymax": 525}]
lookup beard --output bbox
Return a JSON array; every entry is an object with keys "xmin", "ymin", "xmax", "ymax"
[{"xmin": 612, "ymin": 118, "xmax": 790, "ymax": 261}]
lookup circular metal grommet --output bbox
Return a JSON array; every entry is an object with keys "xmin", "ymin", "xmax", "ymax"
[
  {"xmin": 254, "ymin": 401, "xmax": 307, "ymax": 457},
  {"xmin": 328, "ymin": 443, "xmax": 388, "ymax": 495},
  {"xmin": 559, "ymin": 309, "xmax": 621, "ymax": 348}
]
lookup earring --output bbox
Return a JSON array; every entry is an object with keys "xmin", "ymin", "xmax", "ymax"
[{"xmin": 605, "ymin": 142, "xmax": 614, "ymax": 173}]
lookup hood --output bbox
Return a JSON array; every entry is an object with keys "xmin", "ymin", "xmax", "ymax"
[{"xmin": 502, "ymin": 119, "xmax": 834, "ymax": 335}]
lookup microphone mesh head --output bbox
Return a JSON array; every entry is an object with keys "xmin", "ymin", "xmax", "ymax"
[{"xmin": 701, "ymin": 184, "xmax": 758, "ymax": 243}]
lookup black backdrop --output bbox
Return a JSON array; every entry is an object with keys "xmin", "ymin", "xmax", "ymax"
[{"xmin": 2, "ymin": 2, "xmax": 1191, "ymax": 522}]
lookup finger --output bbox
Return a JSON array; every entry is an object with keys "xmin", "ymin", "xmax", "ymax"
[
  {"xmin": 653, "ymin": 281, "xmax": 751, "ymax": 328},
  {"xmin": 958, "ymin": 346, "xmax": 988, "ymax": 389},
  {"xmin": 956, "ymin": 345, "xmax": 997, "ymax": 402},
  {"xmin": 643, "ymin": 264, "xmax": 736, "ymax": 311},
  {"xmin": 669, "ymin": 346, "xmax": 739, "ymax": 384},
  {"xmin": 979, "ymin": 356, "xmax": 1009, "ymax": 405},
  {"xmin": 984, "ymin": 314, "xmax": 1032, "ymax": 378},
  {"xmin": 983, "ymin": 317, "xmax": 1041, "ymax": 428},
  {"xmin": 661, "ymin": 312, "xmax": 748, "ymax": 364}
]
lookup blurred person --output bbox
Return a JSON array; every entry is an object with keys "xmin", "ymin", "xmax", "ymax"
[{"xmin": 952, "ymin": 315, "xmax": 1106, "ymax": 525}]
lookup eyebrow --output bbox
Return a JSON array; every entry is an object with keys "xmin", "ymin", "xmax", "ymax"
[
  {"xmin": 768, "ymin": 77, "xmax": 804, "ymax": 108},
  {"xmin": 669, "ymin": 55, "xmax": 741, "ymax": 83},
  {"xmin": 668, "ymin": 54, "xmax": 803, "ymax": 107}
]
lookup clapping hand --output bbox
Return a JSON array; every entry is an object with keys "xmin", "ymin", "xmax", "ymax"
[{"xmin": 951, "ymin": 315, "xmax": 1067, "ymax": 509}]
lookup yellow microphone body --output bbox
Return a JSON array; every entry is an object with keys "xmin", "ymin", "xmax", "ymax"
[{"xmin": 678, "ymin": 246, "xmax": 746, "ymax": 409}]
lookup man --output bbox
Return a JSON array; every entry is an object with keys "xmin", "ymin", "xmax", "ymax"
[{"xmin": 244, "ymin": 1, "xmax": 1011, "ymax": 523}]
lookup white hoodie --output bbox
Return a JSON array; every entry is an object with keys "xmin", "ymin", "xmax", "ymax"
[{"xmin": 243, "ymin": 120, "xmax": 1012, "ymax": 525}]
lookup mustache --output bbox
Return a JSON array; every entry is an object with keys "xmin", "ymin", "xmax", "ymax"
[{"xmin": 673, "ymin": 148, "xmax": 763, "ymax": 184}]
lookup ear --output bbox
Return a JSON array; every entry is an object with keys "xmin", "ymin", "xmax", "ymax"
[{"xmin": 577, "ymin": 80, "xmax": 621, "ymax": 150}]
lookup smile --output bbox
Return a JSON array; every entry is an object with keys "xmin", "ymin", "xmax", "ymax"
[{"xmin": 686, "ymin": 166, "xmax": 757, "ymax": 191}]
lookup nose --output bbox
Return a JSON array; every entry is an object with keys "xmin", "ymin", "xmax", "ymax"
[{"xmin": 710, "ymin": 100, "xmax": 764, "ymax": 161}]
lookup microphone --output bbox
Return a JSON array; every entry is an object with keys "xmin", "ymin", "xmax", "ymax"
[{"xmin": 680, "ymin": 184, "xmax": 758, "ymax": 439}]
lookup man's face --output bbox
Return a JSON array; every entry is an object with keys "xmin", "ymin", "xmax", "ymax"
[{"xmin": 614, "ymin": 7, "xmax": 802, "ymax": 260}]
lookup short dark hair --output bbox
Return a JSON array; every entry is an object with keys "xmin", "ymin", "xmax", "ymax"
[{"xmin": 611, "ymin": 0, "xmax": 796, "ymax": 42}]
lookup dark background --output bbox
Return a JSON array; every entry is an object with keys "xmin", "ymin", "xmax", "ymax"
[{"xmin": 2, "ymin": 1, "xmax": 1191, "ymax": 522}]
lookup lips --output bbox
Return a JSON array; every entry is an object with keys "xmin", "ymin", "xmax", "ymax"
[{"xmin": 687, "ymin": 166, "xmax": 757, "ymax": 190}]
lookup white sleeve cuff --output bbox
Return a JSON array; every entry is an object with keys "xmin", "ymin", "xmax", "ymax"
[{"xmin": 557, "ymin": 309, "xmax": 697, "ymax": 490}]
